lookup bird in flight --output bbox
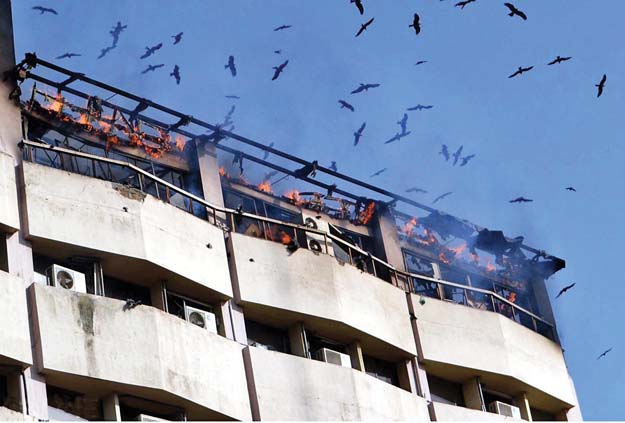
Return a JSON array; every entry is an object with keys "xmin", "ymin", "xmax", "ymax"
[
  {"xmin": 459, "ymin": 154, "xmax": 475, "ymax": 167},
  {"xmin": 407, "ymin": 104, "xmax": 433, "ymax": 111},
  {"xmin": 351, "ymin": 83, "xmax": 380, "ymax": 94},
  {"xmin": 406, "ymin": 187, "xmax": 428, "ymax": 194},
  {"xmin": 385, "ymin": 131, "xmax": 411, "ymax": 144},
  {"xmin": 110, "ymin": 21, "xmax": 127, "ymax": 47},
  {"xmin": 556, "ymin": 283, "xmax": 576, "ymax": 299},
  {"xmin": 55, "ymin": 52, "xmax": 81, "ymax": 59},
  {"xmin": 596, "ymin": 348, "xmax": 613, "ymax": 360},
  {"xmin": 565, "ymin": 186, "xmax": 576, "ymax": 192},
  {"xmin": 455, "ymin": 0, "xmax": 476, "ymax": 9},
  {"xmin": 351, "ymin": 0, "xmax": 364, "ymax": 15},
  {"xmin": 274, "ymin": 25, "xmax": 292, "ymax": 31},
  {"xmin": 370, "ymin": 168, "xmax": 387, "ymax": 177},
  {"xmin": 409, "ymin": 13, "xmax": 421, "ymax": 35},
  {"xmin": 509, "ymin": 197, "xmax": 533, "ymax": 203},
  {"xmin": 508, "ymin": 66, "xmax": 534, "ymax": 78},
  {"xmin": 32, "ymin": 6, "xmax": 57, "ymax": 15},
  {"xmin": 140, "ymin": 43, "xmax": 163, "ymax": 59},
  {"xmin": 225, "ymin": 95, "xmax": 240, "ymax": 99},
  {"xmin": 439, "ymin": 144, "xmax": 450, "ymax": 161},
  {"xmin": 274, "ymin": 50, "xmax": 282, "ymax": 54},
  {"xmin": 263, "ymin": 142, "xmax": 274, "ymax": 160},
  {"xmin": 141, "ymin": 64, "xmax": 164, "ymax": 74},
  {"xmin": 172, "ymin": 32, "xmax": 183, "ymax": 45},
  {"xmin": 97, "ymin": 46, "xmax": 115, "ymax": 59},
  {"xmin": 433, "ymin": 192, "xmax": 453, "ymax": 204},
  {"xmin": 329, "ymin": 161, "xmax": 338, "ymax": 172},
  {"xmin": 225, "ymin": 55, "xmax": 237, "ymax": 77},
  {"xmin": 415, "ymin": 60, "xmax": 428, "ymax": 66},
  {"xmin": 596, "ymin": 74, "xmax": 607, "ymax": 97},
  {"xmin": 354, "ymin": 122, "xmax": 366, "ymax": 146},
  {"xmin": 504, "ymin": 3, "xmax": 527, "ymax": 20},
  {"xmin": 397, "ymin": 113, "xmax": 408, "ymax": 134},
  {"xmin": 338, "ymin": 100, "xmax": 355, "ymax": 112},
  {"xmin": 356, "ymin": 18, "xmax": 375, "ymax": 37},
  {"xmin": 170, "ymin": 65, "xmax": 181, "ymax": 85},
  {"xmin": 547, "ymin": 56, "xmax": 571, "ymax": 66},
  {"xmin": 452, "ymin": 145, "xmax": 464, "ymax": 165},
  {"xmin": 272, "ymin": 60, "xmax": 289, "ymax": 80}
]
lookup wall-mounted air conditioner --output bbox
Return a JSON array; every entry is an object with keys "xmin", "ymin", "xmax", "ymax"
[
  {"xmin": 302, "ymin": 211, "xmax": 333, "ymax": 256},
  {"xmin": 46, "ymin": 264, "xmax": 86, "ymax": 294},
  {"xmin": 315, "ymin": 348, "xmax": 351, "ymax": 368},
  {"xmin": 134, "ymin": 414, "xmax": 168, "ymax": 422},
  {"xmin": 184, "ymin": 305, "xmax": 217, "ymax": 334},
  {"xmin": 488, "ymin": 401, "xmax": 521, "ymax": 419}
]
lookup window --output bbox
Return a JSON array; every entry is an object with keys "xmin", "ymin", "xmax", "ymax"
[
  {"xmin": 482, "ymin": 387, "xmax": 513, "ymax": 410},
  {"xmin": 306, "ymin": 333, "xmax": 347, "ymax": 357},
  {"xmin": 166, "ymin": 292, "xmax": 219, "ymax": 333},
  {"xmin": 403, "ymin": 250, "xmax": 439, "ymax": 297},
  {"xmin": 118, "ymin": 395, "xmax": 185, "ymax": 421},
  {"xmin": 530, "ymin": 407, "xmax": 557, "ymax": 421},
  {"xmin": 245, "ymin": 320, "xmax": 290, "ymax": 353},
  {"xmin": 363, "ymin": 355, "xmax": 399, "ymax": 387},
  {"xmin": 47, "ymin": 385, "xmax": 102, "ymax": 421},
  {"xmin": 427, "ymin": 375, "xmax": 464, "ymax": 406},
  {"xmin": 103, "ymin": 276, "xmax": 151, "ymax": 306}
]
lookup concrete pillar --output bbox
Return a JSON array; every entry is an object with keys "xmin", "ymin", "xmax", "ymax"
[
  {"xmin": 462, "ymin": 377, "xmax": 485, "ymax": 411},
  {"xmin": 195, "ymin": 138, "xmax": 224, "ymax": 210},
  {"xmin": 347, "ymin": 341, "xmax": 365, "ymax": 371},
  {"xmin": 531, "ymin": 276, "xmax": 559, "ymax": 341},
  {"xmin": 287, "ymin": 322, "xmax": 308, "ymax": 358},
  {"xmin": 396, "ymin": 359, "xmax": 418, "ymax": 393},
  {"xmin": 513, "ymin": 392, "xmax": 532, "ymax": 421},
  {"xmin": 372, "ymin": 206, "xmax": 406, "ymax": 287},
  {"xmin": 102, "ymin": 392, "xmax": 121, "ymax": 421},
  {"xmin": 241, "ymin": 347, "xmax": 261, "ymax": 421},
  {"xmin": 220, "ymin": 300, "xmax": 247, "ymax": 343}
]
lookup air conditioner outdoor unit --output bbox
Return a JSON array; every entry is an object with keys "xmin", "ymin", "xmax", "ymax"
[
  {"xmin": 134, "ymin": 414, "xmax": 168, "ymax": 422},
  {"xmin": 315, "ymin": 347, "xmax": 351, "ymax": 368},
  {"xmin": 184, "ymin": 305, "xmax": 217, "ymax": 334},
  {"xmin": 46, "ymin": 264, "xmax": 86, "ymax": 294},
  {"xmin": 488, "ymin": 401, "xmax": 521, "ymax": 419},
  {"xmin": 302, "ymin": 211, "xmax": 334, "ymax": 256}
]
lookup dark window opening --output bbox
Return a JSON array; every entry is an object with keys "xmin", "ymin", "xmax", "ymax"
[
  {"xmin": 245, "ymin": 320, "xmax": 291, "ymax": 353},
  {"xmin": 33, "ymin": 254, "xmax": 100, "ymax": 295},
  {"xmin": 166, "ymin": 292, "xmax": 219, "ymax": 334},
  {"xmin": 118, "ymin": 395, "xmax": 185, "ymax": 421},
  {"xmin": 331, "ymin": 226, "xmax": 376, "ymax": 272},
  {"xmin": 427, "ymin": 375, "xmax": 465, "ymax": 406},
  {"xmin": 306, "ymin": 332, "xmax": 348, "ymax": 358},
  {"xmin": 363, "ymin": 355, "xmax": 399, "ymax": 387},
  {"xmin": 482, "ymin": 388, "xmax": 513, "ymax": 409},
  {"xmin": 46, "ymin": 385, "xmax": 102, "ymax": 421},
  {"xmin": 530, "ymin": 407, "xmax": 557, "ymax": 421},
  {"xmin": 403, "ymin": 250, "xmax": 439, "ymax": 297},
  {"xmin": 0, "ymin": 235, "xmax": 8, "ymax": 273},
  {"xmin": 103, "ymin": 276, "xmax": 151, "ymax": 306},
  {"xmin": 439, "ymin": 265, "xmax": 469, "ymax": 285}
]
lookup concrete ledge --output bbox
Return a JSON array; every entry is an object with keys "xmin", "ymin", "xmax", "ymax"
[
  {"xmin": 0, "ymin": 271, "xmax": 32, "ymax": 366},
  {"xmin": 432, "ymin": 402, "xmax": 520, "ymax": 421},
  {"xmin": 0, "ymin": 406, "xmax": 35, "ymax": 421}
]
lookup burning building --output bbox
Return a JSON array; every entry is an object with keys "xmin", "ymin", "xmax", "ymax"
[{"xmin": 0, "ymin": 3, "xmax": 581, "ymax": 422}]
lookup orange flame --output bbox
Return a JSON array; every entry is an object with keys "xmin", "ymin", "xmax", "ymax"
[
  {"xmin": 449, "ymin": 243, "xmax": 467, "ymax": 257},
  {"xmin": 417, "ymin": 229, "xmax": 438, "ymax": 246},
  {"xmin": 46, "ymin": 93, "xmax": 64, "ymax": 113},
  {"xmin": 508, "ymin": 292, "xmax": 517, "ymax": 303},
  {"xmin": 401, "ymin": 217, "xmax": 418, "ymax": 237},
  {"xmin": 284, "ymin": 190, "xmax": 303, "ymax": 205},
  {"xmin": 257, "ymin": 180, "xmax": 272, "ymax": 193},
  {"xmin": 280, "ymin": 231, "xmax": 292, "ymax": 245},
  {"xmin": 78, "ymin": 114, "xmax": 89, "ymax": 125},
  {"xmin": 219, "ymin": 166, "xmax": 227, "ymax": 177},
  {"xmin": 485, "ymin": 257, "xmax": 496, "ymax": 273},
  {"xmin": 359, "ymin": 202, "xmax": 376, "ymax": 225},
  {"xmin": 438, "ymin": 250, "xmax": 451, "ymax": 265},
  {"xmin": 175, "ymin": 135, "xmax": 185, "ymax": 152}
]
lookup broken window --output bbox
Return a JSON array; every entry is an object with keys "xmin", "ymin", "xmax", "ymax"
[
  {"xmin": 245, "ymin": 319, "xmax": 290, "ymax": 353},
  {"xmin": 427, "ymin": 375, "xmax": 465, "ymax": 406},
  {"xmin": 363, "ymin": 355, "xmax": 399, "ymax": 387},
  {"xmin": 403, "ymin": 250, "xmax": 439, "ymax": 297}
]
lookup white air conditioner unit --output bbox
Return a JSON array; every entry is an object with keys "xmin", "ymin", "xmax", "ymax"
[
  {"xmin": 315, "ymin": 348, "xmax": 351, "ymax": 368},
  {"xmin": 302, "ymin": 211, "xmax": 334, "ymax": 256},
  {"xmin": 488, "ymin": 401, "xmax": 521, "ymax": 419},
  {"xmin": 134, "ymin": 414, "xmax": 168, "ymax": 422},
  {"xmin": 184, "ymin": 305, "xmax": 217, "ymax": 334},
  {"xmin": 46, "ymin": 264, "xmax": 86, "ymax": 294}
]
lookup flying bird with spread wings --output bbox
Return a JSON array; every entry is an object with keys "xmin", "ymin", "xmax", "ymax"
[
  {"xmin": 504, "ymin": 3, "xmax": 527, "ymax": 20},
  {"xmin": 509, "ymin": 197, "xmax": 533, "ymax": 203},
  {"xmin": 55, "ymin": 53, "xmax": 81, "ymax": 59},
  {"xmin": 338, "ymin": 100, "xmax": 355, "ymax": 112},
  {"xmin": 597, "ymin": 348, "xmax": 613, "ymax": 360},
  {"xmin": 556, "ymin": 283, "xmax": 576, "ymax": 299},
  {"xmin": 274, "ymin": 50, "xmax": 282, "ymax": 54},
  {"xmin": 351, "ymin": 83, "xmax": 380, "ymax": 94},
  {"xmin": 32, "ymin": 6, "xmax": 57, "ymax": 15},
  {"xmin": 385, "ymin": 131, "xmax": 411, "ymax": 144},
  {"xmin": 225, "ymin": 95, "xmax": 240, "ymax": 99},
  {"xmin": 415, "ymin": 60, "xmax": 428, "ymax": 66},
  {"xmin": 565, "ymin": 186, "xmax": 576, "ymax": 192},
  {"xmin": 452, "ymin": 145, "xmax": 464, "ymax": 165},
  {"xmin": 460, "ymin": 154, "xmax": 475, "ymax": 167},
  {"xmin": 455, "ymin": 0, "xmax": 476, "ymax": 9},
  {"xmin": 170, "ymin": 65, "xmax": 181, "ymax": 85},
  {"xmin": 141, "ymin": 64, "xmax": 164, "ymax": 74},
  {"xmin": 596, "ymin": 74, "xmax": 606, "ymax": 97},
  {"xmin": 370, "ymin": 168, "xmax": 387, "ymax": 177},
  {"xmin": 397, "ymin": 113, "xmax": 408, "ymax": 134},
  {"xmin": 110, "ymin": 21, "xmax": 127, "ymax": 47},
  {"xmin": 406, "ymin": 187, "xmax": 428, "ymax": 194},
  {"xmin": 172, "ymin": 32, "xmax": 183, "ymax": 45},
  {"xmin": 508, "ymin": 66, "xmax": 534, "ymax": 78},
  {"xmin": 354, "ymin": 122, "xmax": 366, "ymax": 146},
  {"xmin": 433, "ymin": 192, "xmax": 453, "ymax": 204},
  {"xmin": 356, "ymin": 18, "xmax": 375, "ymax": 37},
  {"xmin": 409, "ymin": 13, "xmax": 421, "ymax": 35},
  {"xmin": 225, "ymin": 56, "xmax": 237, "ymax": 77},
  {"xmin": 407, "ymin": 104, "xmax": 433, "ymax": 111},
  {"xmin": 272, "ymin": 60, "xmax": 289, "ymax": 80},
  {"xmin": 351, "ymin": 0, "xmax": 364, "ymax": 15},
  {"xmin": 439, "ymin": 144, "xmax": 450, "ymax": 161},
  {"xmin": 140, "ymin": 43, "xmax": 163, "ymax": 59},
  {"xmin": 547, "ymin": 56, "xmax": 571, "ymax": 66},
  {"xmin": 274, "ymin": 25, "xmax": 292, "ymax": 31}
]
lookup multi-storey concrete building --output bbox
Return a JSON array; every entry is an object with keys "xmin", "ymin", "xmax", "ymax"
[{"xmin": 0, "ymin": 2, "xmax": 580, "ymax": 421}]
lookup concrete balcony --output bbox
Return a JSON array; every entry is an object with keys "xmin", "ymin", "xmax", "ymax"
[
  {"xmin": 230, "ymin": 232, "xmax": 417, "ymax": 358},
  {"xmin": 0, "ymin": 271, "xmax": 32, "ymax": 367},
  {"xmin": 432, "ymin": 402, "xmax": 520, "ymax": 421},
  {"xmin": 246, "ymin": 347, "xmax": 430, "ymax": 421},
  {"xmin": 20, "ymin": 162, "xmax": 232, "ymax": 298},
  {"xmin": 0, "ymin": 151, "xmax": 20, "ymax": 232},
  {"xmin": 410, "ymin": 294, "xmax": 576, "ymax": 413},
  {"xmin": 29, "ymin": 284, "xmax": 252, "ymax": 421}
]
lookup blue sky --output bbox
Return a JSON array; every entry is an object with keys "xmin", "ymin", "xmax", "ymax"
[{"xmin": 12, "ymin": 0, "xmax": 624, "ymax": 419}]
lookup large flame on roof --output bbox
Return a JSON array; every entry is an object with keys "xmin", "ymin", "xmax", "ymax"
[
  {"xmin": 358, "ymin": 201, "xmax": 376, "ymax": 225},
  {"xmin": 284, "ymin": 190, "xmax": 303, "ymax": 205},
  {"xmin": 257, "ymin": 180, "xmax": 272, "ymax": 193}
]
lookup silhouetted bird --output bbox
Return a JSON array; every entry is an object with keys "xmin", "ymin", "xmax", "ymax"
[
  {"xmin": 356, "ymin": 18, "xmax": 375, "ymax": 37},
  {"xmin": 272, "ymin": 60, "xmax": 289, "ymax": 80},
  {"xmin": 274, "ymin": 25, "xmax": 292, "ymax": 31},
  {"xmin": 225, "ymin": 95, "xmax": 240, "ymax": 99},
  {"xmin": 596, "ymin": 74, "xmax": 607, "ymax": 97},
  {"xmin": 370, "ymin": 168, "xmax": 387, "ymax": 177},
  {"xmin": 351, "ymin": 0, "xmax": 364, "ymax": 15},
  {"xmin": 385, "ymin": 131, "xmax": 411, "ymax": 144},
  {"xmin": 409, "ymin": 13, "xmax": 421, "ymax": 35},
  {"xmin": 339, "ymin": 100, "xmax": 355, "ymax": 111},
  {"xmin": 329, "ymin": 161, "xmax": 338, "ymax": 172},
  {"xmin": 98, "ymin": 46, "xmax": 115, "ymax": 59},
  {"xmin": 123, "ymin": 298, "xmax": 141, "ymax": 311},
  {"xmin": 140, "ymin": 43, "xmax": 163, "ymax": 59},
  {"xmin": 407, "ymin": 104, "xmax": 433, "ymax": 111},
  {"xmin": 172, "ymin": 32, "xmax": 183, "ymax": 45},
  {"xmin": 439, "ymin": 144, "xmax": 450, "ymax": 161},
  {"xmin": 141, "ymin": 64, "xmax": 164, "ymax": 74},
  {"xmin": 415, "ymin": 60, "xmax": 428, "ymax": 66},
  {"xmin": 406, "ymin": 187, "xmax": 428, "ymax": 194},
  {"xmin": 504, "ymin": 3, "xmax": 527, "ymax": 20},
  {"xmin": 397, "ymin": 113, "xmax": 408, "ymax": 134},
  {"xmin": 556, "ymin": 283, "xmax": 575, "ymax": 299},
  {"xmin": 455, "ymin": 0, "xmax": 475, "ymax": 9},
  {"xmin": 452, "ymin": 145, "xmax": 464, "ymax": 165},
  {"xmin": 597, "ymin": 348, "xmax": 613, "ymax": 360},
  {"xmin": 547, "ymin": 56, "xmax": 571, "ymax": 65},
  {"xmin": 55, "ymin": 52, "xmax": 81, "ymax": 59},
  {"xmin": 110, "ymin": 21, "xmax": 127, "ymax": 47},
  {"xmin": 263, "ymin": 142, "xmax": 274, "ymax": 160},
  {"xmin": 433, "ymin": 192, "xmax": 453, "ymax": 204},
  {"xmin": 509, "ymin": 197, "xmax": 533, "ymax": 203},
  {"xmin": 225, "ymin": 56, "xmax": 237, "ymax": 77},
  {"xmin": 565, "ymin": 186, "xmax": 577, "ymax": 192},
  {"xmin": 460, "ymin": 154, "xmax": 475, "ymax": 167},
  {"xmin": 32, "ymin": 6, "xmax": 57, "ymax": 14},
  {"xmin": 170, "ymin": 65, "xmax": 181, "ymax": 84},
  {"xmin": 354, "ymin": 122, "xmax": 366, "ymax": 146},
  {"xmin": 351, "ymin": 83, "xmax": 380, "ymax": 94},
  {"xmin": 274, "ymin": 50, "xmax": 282, "ymax": 54},
  {"xmin": 508, "ymin": 66, "xmax": 534, "ymax": 78}
]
